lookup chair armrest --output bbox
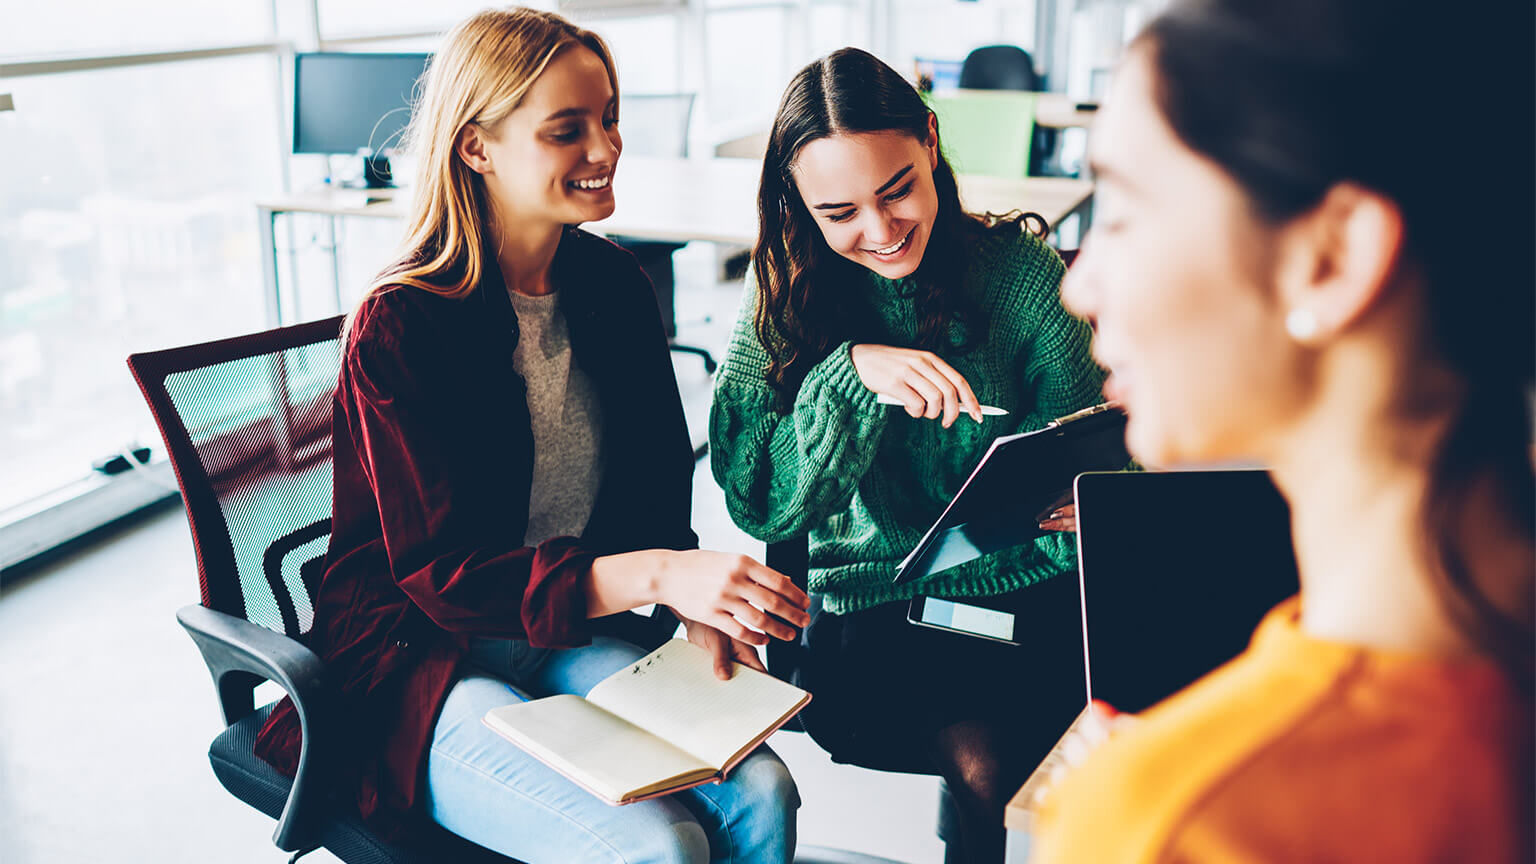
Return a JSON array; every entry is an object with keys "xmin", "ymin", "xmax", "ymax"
[{"xmin": 177, "ymin": 604, "xmax": 332, "ymax": 852}]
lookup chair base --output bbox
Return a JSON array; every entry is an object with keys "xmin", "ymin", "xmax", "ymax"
[
  {"xmin": 208, "ymin": 703, "xmax": 518, "ymax": 864},
  {"xmin": 670, "ymin": 340, "xmax": 718, "ymax": 374}
]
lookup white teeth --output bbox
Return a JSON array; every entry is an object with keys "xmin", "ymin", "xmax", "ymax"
[
  {"xmin": 870, "ymin": 232, "xmax": 910, "ymax": 255},
  {"xmin": 571, "ymin": 175, "xmax": 611, "ymax": 190}
]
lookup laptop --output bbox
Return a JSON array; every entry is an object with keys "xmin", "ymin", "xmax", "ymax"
[{"xmin": 1010, "ymin": 469, "xmax": 1300, "ymax": 823}]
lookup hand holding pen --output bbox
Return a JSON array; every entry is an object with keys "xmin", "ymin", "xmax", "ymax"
[{"xmin": 850, "ymin": 344, "xmax": 1006, "ymax": 427}]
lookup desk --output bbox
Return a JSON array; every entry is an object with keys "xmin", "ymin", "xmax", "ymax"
[
  {"xmin": 257, "ymin": 156, "xmax": 1093, "ymax": 325},
  {"xmin": 1028, "ymin": 93, "xmax": 1099, "ymax": 129}
]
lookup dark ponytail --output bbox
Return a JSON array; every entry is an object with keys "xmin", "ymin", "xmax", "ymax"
[{"xmin": 1141, "ymin": 0, "xmax": 1534, "ymax": 679}]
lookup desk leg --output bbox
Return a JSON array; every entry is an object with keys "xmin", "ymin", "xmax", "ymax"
[
  {"xmin": 258, "ymin": 207, "xmax": 282, "ymax": 327},
  {"xmin": 328, "ymin": 214, "xmax": 345, "ymax": 316}
]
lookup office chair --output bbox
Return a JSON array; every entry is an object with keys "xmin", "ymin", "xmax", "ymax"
[
  {"xmin": 958, "ymin": 45, "xmax": 1061, "ymax": 177},
  {"xmin": 128, "ymin": 316, "xmax": 516, "ymax": 862},
  {"xmin": 765, "ymin": 537, "xmax": 965, "ymax": 864},
  {"xmin": 127, "ymin": 315, "xmax": 673, "ymax": 863},
  {"xmin": 959, "ymin": 45, "xmax": 1041, "ymax": 92},
  {"xmin": 615, "ymin": 93, "xmax": 717, "ymax": 374}
]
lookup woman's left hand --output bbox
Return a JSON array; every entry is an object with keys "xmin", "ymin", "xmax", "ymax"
[
  {"xmin": 684, "ymin": 618, "xmax": 770, "ymax": 680},
  {"xmin": 1038, "ymin": 502, "xmax": 1078, "ymax": 533}
]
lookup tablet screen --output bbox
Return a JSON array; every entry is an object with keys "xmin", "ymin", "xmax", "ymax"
[
  {"xmin": 894, "ymin": 405, "xmax": 1130, "ymax": 584},
  {"xmin": 1074, "ymin": 470, "xmax": 1299, "ymax": 714}
]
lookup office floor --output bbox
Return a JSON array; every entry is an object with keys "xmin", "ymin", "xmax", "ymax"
[{"xmin": 0, "ymin": 247, "xmax": 945, "ymax": 864}]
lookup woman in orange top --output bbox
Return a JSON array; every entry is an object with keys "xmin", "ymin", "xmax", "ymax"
[{"xmin": 1033, "ymin": 0, "xmax": 1534, "ymax": 861}]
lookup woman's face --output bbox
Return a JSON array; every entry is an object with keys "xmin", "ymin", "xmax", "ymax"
[
  {"xmin": 790, "ymin": 126, "xmax": 941, "ymax": 280},
  {"xmin": 1061, "ymin": 50, "xmax": 1311, "ymax": 467},
  {"xmin": 471, "ymin": 45, "xmax": 622, "ymax": 228}
]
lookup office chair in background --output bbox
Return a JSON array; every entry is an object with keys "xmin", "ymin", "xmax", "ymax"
[
  {"xmin": 614, "ymin": 93, "xmax": 717, "ymax": 374},
  {"xmin": 958, "ymin": 45, "xmax": 1041, "ymax": 91},
  {"xmin": 958, "ymin": 45, "xmax": 1062, "ymax": 177}
]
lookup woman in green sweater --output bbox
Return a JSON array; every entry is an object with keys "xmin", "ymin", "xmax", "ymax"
[{"xmin": 709, "ymin": 47, "xmax": 1104, "ymax": 862}]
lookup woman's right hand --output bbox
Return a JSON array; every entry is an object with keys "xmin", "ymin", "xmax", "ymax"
[
  {"xmin": 652, "ymin": 550, "xmax": 811, "ymax": 645},
  {"xmin": 850, "ymin": 344, "xmax": 984, "ymax": 427}
]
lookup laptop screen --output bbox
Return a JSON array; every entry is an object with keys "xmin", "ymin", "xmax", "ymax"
[{"xmin": 1073, "ymin": 470, "xmax": 1300, "ymax": 714}]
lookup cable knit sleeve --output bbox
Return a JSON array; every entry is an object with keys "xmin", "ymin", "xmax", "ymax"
[{"xmin": 709, "ymin": 284, "xmax": 889, "ymax": 542}]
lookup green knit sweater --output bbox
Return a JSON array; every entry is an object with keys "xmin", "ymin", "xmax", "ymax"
[{"xmin": 710, "ymin": 222, "xmax": 1106, "ymax": 614}]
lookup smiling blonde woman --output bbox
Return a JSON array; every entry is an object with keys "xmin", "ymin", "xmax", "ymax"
[{"xmin": 253, "ymin": 9, "xmax": 804, "ymax": 862}]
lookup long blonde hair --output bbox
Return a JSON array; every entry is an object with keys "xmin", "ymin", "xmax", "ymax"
[{"xmin": 356, "ymin": 8, "xmax": 618, "ymax": 315}]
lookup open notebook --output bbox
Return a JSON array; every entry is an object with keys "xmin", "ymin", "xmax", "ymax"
[{"xmin": 483, "ymin": 639, "xmax": 811, "ymax": 805}]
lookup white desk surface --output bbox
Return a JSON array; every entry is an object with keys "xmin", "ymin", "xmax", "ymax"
[
  {"xmin": 1024, "ymin": 92, "xmax": 1100, "ymax": 129},
  {"xmin": 259, "ymin": 156, "xmax": 1093, "ymax": 247},
  {"xmin": 933, "ymin": 90, "xmax": 1098, "ymax": 129}
]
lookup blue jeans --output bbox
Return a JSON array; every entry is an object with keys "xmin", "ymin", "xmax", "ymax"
[{"xmin": 425, "ymin": 636, "xmax": 800, "ymax": 864}]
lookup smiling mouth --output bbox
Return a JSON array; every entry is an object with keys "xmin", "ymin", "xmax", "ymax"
[
  {"xmin": 865, "ymin": 228, "xmax": 914, "ymax": 257},
  {"xmin": 568, "ymin": 174, "xmax": 612, "ymax": 191}
]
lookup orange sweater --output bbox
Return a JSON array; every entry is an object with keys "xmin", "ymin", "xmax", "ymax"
[{"xmin": 1032, "ymin": 598, "xmax": 1533, "ymax": 864}]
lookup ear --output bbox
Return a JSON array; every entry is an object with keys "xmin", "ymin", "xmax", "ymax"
[
  {"xmin": 1274, "ymin": 183, "xmax": 1404, "ymax": 343},
  {"xmin": 456, "ymin": 122, "xmax": 494, "ymax": 175},
  {"xmin": 925, "ymin": 112, "xmax": 940, "ymax": 171}
]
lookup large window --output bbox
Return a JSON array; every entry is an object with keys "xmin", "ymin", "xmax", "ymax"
[
  {"xmin": 0, "ymin": 55, "xmax": 284, "ymax": 514},
  {"xmin": 0, "ymin": 0, "xmax": 272, "ymax": 60}
]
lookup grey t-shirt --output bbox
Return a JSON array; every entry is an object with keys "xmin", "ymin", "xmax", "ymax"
[{"xmin": 507, "ymin": 288, "xmax": 603, "ymax": 547}]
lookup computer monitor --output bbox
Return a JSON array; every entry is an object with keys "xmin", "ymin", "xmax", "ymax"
[{"xmin": 293, "ymin": 52, "xmax": 432, "ymax": 187}]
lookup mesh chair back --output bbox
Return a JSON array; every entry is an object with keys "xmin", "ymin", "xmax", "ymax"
[
  {"xmin": 129, "ymin": 316, "xmax": 344, "ymax": 639},
  {"xmin": 620, "ymin": 93, "xmax": 695, "ymax": 158}
]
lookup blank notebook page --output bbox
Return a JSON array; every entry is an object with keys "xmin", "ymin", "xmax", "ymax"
[{"xmin": 586, "ymin": 640, "xmax": 807, "ymax": 770}]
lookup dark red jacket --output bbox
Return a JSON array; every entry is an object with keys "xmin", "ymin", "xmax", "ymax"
[{"xmin": 253, "ymin": 227, "xmax": 697, "ymax": 830}]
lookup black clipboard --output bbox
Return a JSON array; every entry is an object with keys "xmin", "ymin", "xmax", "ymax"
[{"xmin": 892, "ymin": 402, "xmax": 1130, "ymax": 586}]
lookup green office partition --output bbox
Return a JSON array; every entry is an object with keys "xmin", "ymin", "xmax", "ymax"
[{"xmin": 924, "ymin": 90, "xmax": 1035, "ymax": 179}]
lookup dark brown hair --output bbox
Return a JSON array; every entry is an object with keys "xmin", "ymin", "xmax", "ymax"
[
  {"xmin": 752, "ymin": 48, "xmax": 1040, "ymax": 411},
  {"xmin": 1141, "ymin": 0, "xmax": 1533, "ymax": 679}
]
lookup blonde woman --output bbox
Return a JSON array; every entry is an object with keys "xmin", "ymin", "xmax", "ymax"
[{"xmin": 253, "ymin": 9, "xmax": 804, "ymax": 862}]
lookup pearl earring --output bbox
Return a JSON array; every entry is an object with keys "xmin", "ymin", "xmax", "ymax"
[{"xmin": 1285, "ymin": 307, "xmax": 1319, "ymax": 342}]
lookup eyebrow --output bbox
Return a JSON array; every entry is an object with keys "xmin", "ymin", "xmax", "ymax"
[
  {"xmin": 543, "ymin": 97, "xmax": 616, "ymax": 124},
  {"xmin": 811, "ymin": 164, "xmax": 914, "ymax": 211},
  {"xmin": 543, "ymin": 107, "xmax": 590, "ymax": 122}
]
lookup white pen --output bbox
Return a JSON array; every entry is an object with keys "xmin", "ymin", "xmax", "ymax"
[{"xmin": 876, "ymin": 394, "xmax": 1009, "ymax": 416}]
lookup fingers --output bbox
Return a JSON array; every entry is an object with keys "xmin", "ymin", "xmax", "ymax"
[
  {"xmin": 931, "ymin": 358, "xmax": 983, "ymax": 424},
  {"xmin": 731, "ymin": 639, "xmax": 768, "ymax": 673},
  {"xmin": 741, "ymin": 560, "xmax": 811, "ymax": 612},
  {"xmin": 913, "ymin": 362, "xmax": 963, "ymax": 428},
  {"xmin": 712, "ymin": 641, "xmax": 733, "ymax": 680},
  {"xmin": 855, "ymin": 345, "xmax": 985, "ymax": 425},
  {"xmin": 709, "ymin": 612, "xmax": 771, "ymax": 646},
  {"xmin": 1038, "ymin": 503, "xmax": 1078, "ymax": 533},
  {"xmin": 738, "ymin": 578, "xmax": 809, "ymax": 627},
  {"xmin": 726, "ymin": 596, "xmax": 799, "ymax": 642},
  {"xmin": 902, "ymin": 373, "xmax": 945, "ymax": 420},
  {"xmin": 889, "ymin": 382, "xmax": 928, "ymax": 419}
]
